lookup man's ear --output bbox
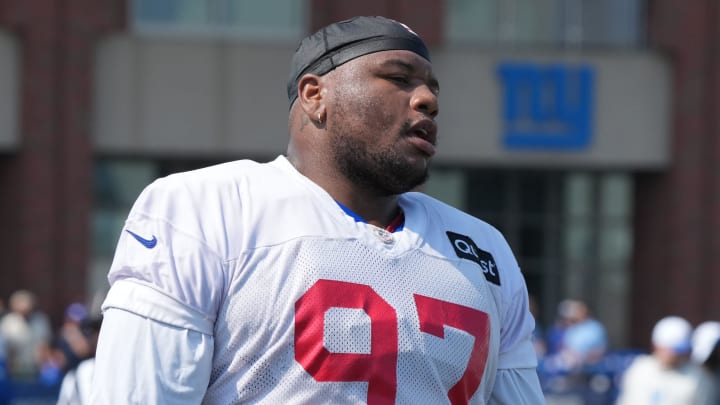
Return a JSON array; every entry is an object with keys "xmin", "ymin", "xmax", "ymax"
[{"xmin": 297, "ymin": 74, "xmax": 325, "ymax": 125}]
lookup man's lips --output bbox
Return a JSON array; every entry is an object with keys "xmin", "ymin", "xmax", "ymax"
[
  {"xmin": 407, "ymin": 135, "xmax": 436, "ymax": 156},
  {"xmin": 408, "ymin": 119, "xmax": 437, "ymax": 156}
]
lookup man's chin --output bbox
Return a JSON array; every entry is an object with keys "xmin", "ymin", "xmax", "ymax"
[{"xmin": 388, "ymin": 170, "xmax": 429, "ymax": 195}]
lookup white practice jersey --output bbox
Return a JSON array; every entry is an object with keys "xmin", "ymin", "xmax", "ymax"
[{"xmin": 98, "ymin": 156, "xmax": 540, "ymax": 404}]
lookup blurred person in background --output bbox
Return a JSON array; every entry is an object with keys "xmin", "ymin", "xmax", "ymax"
[
  {"xmin": 616, "ymin": 315, "xmax": 713, "ymax": 405},
  {"xmin": 691, "ymin": 321, "xmax": 720, "ymax": 403},
  {"xmin": 35, "ymin": 303, "xmax": 93, "ymax": 387},
  {"xmin": 57, "ymin": 315, "xmax": 102, "ymax": 405},
  {"xmin": 538, "ymin": 299, "xmax": 609, "ymax": 404},
  {"xmin": 0, "ymin": 290, "xmax": 51, "ymax": 380},
  {"xmin": 544, "ymin": 299, "xmax": 573, "ymax": 357},
  {"xmin": 557, "ymin": 299, "xmax": 608, "ymax": 369},
  {"xmin": 54, "ymin": 303, "xmax": 91, "ymax": 373},
  {"xmin": 0, "ymin": 313, "xmax": 8, "ymax": 405}
]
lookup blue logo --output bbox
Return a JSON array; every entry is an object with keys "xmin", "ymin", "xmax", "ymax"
[
  {"xmin": 126, "ymin": 229, "xmax": 157, "ymax": 249},
  {"xmin": 497, "ymin": 62, "xmax": 595, "ymax": 150}
]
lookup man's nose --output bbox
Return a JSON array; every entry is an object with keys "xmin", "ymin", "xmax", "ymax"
[{"xmin": 410, "ymin": 85, "xmax": 439, "ymax": 118}]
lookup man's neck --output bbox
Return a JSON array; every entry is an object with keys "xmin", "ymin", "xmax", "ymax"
[{"xmin": 288, "ymin": 154, "xmax": 402, "ymax": 229}]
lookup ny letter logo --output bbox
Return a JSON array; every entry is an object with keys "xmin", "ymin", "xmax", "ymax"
[{"xmin": 497, "ymin": 62, "xmax": 595, "ymax": 150}]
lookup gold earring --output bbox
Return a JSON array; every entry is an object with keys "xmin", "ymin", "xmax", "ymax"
[{"xmin": 318, "ymin": 113, "xmax": 323, "ymax": 124}]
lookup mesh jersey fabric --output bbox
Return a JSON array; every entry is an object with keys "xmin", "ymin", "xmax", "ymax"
[{"xmin": 101, "ymin": 155, "xmax": 538, "ymax": 404}]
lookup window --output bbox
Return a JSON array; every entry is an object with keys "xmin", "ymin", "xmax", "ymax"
[
  {"xmin": 131, "ymin": 0, "xmax": 307, "ymax": 40},
  {"xmin": 561, "ymin": 172, "xmax": 633, "ymax": 345},
  {"xmin": 94, "ymin": 160, "xmax": 158, "ymax": 257},
  {"xmin": 445, "ymin": 0, "xmax": 644, "ymax": 48},
  {"xmin": 460, "ymin": 169, "xmax": 632, "ymax": 346}
]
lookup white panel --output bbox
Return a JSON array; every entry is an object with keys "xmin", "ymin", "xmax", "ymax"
[
  {"xmin": 0, "ymin": 31, "xmax": 19, "ymax": 150},
  {"xmin": 222, "ymin": 43, "xmax": 295, "ymax": 155},
  {"xmin": 140, "ymin": 40, "xmax": 221, "ymax": 152},
  {"xmin": 94, "ymin": 35, "xmax": 292, "ymax": 157},
  {"xmin": 94, "ymin": 36, "xmax": 139, "ymax": 150}
]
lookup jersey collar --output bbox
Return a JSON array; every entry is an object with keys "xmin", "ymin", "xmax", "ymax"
[{"xmin": 335, "ymin": 201, "xmax": 405, "ymax": 232}]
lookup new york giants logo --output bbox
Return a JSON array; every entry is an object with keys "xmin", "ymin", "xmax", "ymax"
[{"xmin": 497, "ymin": 62, "xmax": 595, "ymax": 150}]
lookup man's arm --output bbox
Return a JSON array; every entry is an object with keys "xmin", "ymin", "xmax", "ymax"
[
  {"xmin": 91, "ymin": 306, "xmax": 213, "ymax": 404},
  {"xmin": 490, "ymin": 231, "xmax": 546, "ymax": 404},
  {"xmin": 90, "ymin": 173, "xmax": 228, "ymax": 403},
  {"xmin": 490, "ymin": 368, "xmax": 545, "ymax": 404}
]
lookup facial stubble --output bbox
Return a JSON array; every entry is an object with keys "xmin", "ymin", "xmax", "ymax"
[{"xmin": 330, "ymin": 121, "xmax": 430, "ymax": 197}]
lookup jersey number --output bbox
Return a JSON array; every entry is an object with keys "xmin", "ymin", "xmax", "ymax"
[{"xmin": 294, "ymin": 279, "xmax": 490, "ymax": 405}]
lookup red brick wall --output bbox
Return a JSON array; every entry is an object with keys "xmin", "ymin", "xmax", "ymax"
[
  {"xmin": 0, "ymin": 0, "xmax": 125, "ymax": 325},
  {"xmin": 709, "ymin": 3, "xmax": 720, "ymax": 331},
  {"xmin": 633, "ymin": 0, "xmax": 720, "ymax": 347}
]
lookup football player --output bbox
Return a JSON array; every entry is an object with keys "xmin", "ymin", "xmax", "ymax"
[{"xmin": 92, "ymin": 16, "xmax": 544, "ymax": 404}]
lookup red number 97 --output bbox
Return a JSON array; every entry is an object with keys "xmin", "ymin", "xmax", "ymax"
[{"xmin": 295, "ymin": 279, "xmax": 490, "ymax": 405}]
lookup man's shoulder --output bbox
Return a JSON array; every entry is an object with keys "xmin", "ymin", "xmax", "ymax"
[
  {"xmin": 146, "ymin": 158, "xmax": 288, "ymax": 198},
  {"xmin": 126, "ymin": 158, "xmax": 291, "ymax": 225},
  {"xmin": 404, "ymin": 191, "xmax": 520, "ymax": 292},
  {"xmin": 404, "ymin": 191, "xmax": 501, "ymax": 237},
  {"xmin": 163, "ymin": 158, "xmax": 273, "ymax": 185}
]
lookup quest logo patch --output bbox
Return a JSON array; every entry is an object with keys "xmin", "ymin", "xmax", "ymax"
[{"xmin": 446, "ymin": 231, "xmax": 501, "ymax": 286}]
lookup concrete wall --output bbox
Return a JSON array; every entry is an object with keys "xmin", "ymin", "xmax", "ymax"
[{"xmin": 94, "ymin": 35, "xmax": 671, "ymax": 169}]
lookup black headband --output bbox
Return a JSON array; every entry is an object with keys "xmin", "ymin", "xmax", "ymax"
[{"xmin": 287, "ymin": 16, "xmax": 430, "ymax": 106}]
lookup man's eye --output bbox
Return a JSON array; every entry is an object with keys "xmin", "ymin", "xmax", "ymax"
[{"xmin": 389, "ymin": 76, "xmax": 410, "ymax": 85}]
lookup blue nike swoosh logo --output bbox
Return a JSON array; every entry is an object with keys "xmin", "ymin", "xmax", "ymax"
[{"xmin": 126, "ymin": 229, "xmax": 158, "ymax": 249}]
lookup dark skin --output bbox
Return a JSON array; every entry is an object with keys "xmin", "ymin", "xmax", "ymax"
[{"xmin": 287, "ymin": 50, "xmax": 439, "ymax": 229}]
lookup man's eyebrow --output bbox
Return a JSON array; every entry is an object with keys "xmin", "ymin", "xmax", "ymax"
[{"xmin": 378, "ymin": 59, "xmax": 440, "ymax": 92}]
